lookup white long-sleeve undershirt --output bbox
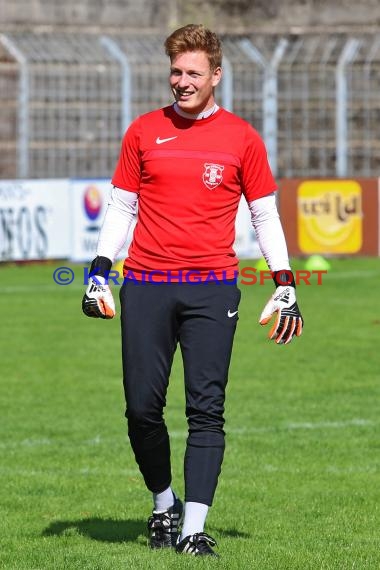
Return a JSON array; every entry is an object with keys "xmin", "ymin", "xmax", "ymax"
[
  {"xmin": 96, "ymin": 186, "xmax": 138, "ymax": 262},
  {"xmin": 248, "ymin": 193, "xmax": 290, "ymax": 271}
]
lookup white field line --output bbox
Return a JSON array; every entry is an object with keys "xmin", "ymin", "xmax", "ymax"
[
  {"xmin": 173, "ymin": 418, "xmax": 375, "ymax": 437},
  {"xmin": 262, "ymin": 464, "xmax": 379, "ymax": 474},
  {"xmin": 1, "ymin": 464, "xmax": 377, "ymax": 477},
  {"xmin": 3, "ymin": 283, "xmax": 84, "ymax": 293},
  {"xmin": 321, "ymin": 269, "xmax": 379, "ymax": 280},
  {"xmin": 0, "ymin": 466, "xmax": 139, "ymax": 476},
  {"xmin": 2, "ymin": 269, "xmax": 379, "ymax": 294},
  {"xmin": 0, "ymin": 419, "xmax": 374, "ymax": 450}
]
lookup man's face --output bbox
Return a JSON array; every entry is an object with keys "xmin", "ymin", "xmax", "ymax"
[{"xmin": 169, "ymin": 51, "xmax": 222, "ymax": 114}]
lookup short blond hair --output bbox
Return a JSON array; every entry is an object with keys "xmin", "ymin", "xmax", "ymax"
[{"xmin": 164, "ymin": 24, "xmax": 222, "ymax": 71}]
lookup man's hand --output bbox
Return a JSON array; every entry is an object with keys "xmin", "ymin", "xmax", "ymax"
[
  {"xmin": 82, "ymin": 256, "xmax": 115, "ymax": 319},
  {"xmin": 82, "ymin": 276, "xmax": 116, "ymax": 319},
  {"xmin": 259, "ymin": 271, "xmax": 303, "ymax": 344}
]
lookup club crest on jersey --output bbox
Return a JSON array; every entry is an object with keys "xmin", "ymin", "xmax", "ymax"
[{"xmin": 202, "ymin": 163, "xmax": 224, "ymax": 190}]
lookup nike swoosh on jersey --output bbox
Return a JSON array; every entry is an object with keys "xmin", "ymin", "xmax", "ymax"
[
  {"xmin": 156, "ymin": 136, "xmax": 178, "ymax": 144},
  {"xmin": 227, "ymin": 310, "xmax": 238, "ymax": 318}
]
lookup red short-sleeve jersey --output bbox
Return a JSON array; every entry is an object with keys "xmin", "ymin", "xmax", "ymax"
[{"xmin": 112, "ymin": 105, "xmax": 276, "ymax": 279}]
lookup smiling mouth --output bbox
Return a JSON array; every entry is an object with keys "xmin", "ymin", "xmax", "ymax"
[{"xmin": 176, "ymin": 91, "xmax": 194, "ymax": 99}]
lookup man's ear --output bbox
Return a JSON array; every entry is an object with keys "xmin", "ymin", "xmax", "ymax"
[{"xmin": 212, "ymin": 66, "xmax": 222, "ymax": 88}]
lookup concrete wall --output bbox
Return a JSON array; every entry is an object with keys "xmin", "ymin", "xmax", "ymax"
[{"xmin": 1, "ymin": 0, "xmax": 379, "ymax": 32}]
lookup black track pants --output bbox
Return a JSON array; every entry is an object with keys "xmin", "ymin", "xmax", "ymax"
[{"xmin": 119, "ymin": 279, "xmax": 241, "ymax": 506}]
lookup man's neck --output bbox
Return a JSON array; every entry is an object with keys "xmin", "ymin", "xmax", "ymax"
[{"xmin": 173, "ymin": 102, "xmax": 219, "ymax": 120}]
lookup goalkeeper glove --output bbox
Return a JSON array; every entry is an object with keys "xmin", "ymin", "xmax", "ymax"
[
  {"xmin": 82, "ymin": 256, "xmax": 115, "ymax": 319},
  {"xmin": 259, "ymin": 270, "xmax": 303, "ymax": 345}
]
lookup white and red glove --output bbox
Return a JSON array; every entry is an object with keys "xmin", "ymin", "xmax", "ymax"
[
  {"xmin": 82, "ymin": 256, "xmax": 115, "ymax": 319},
  {"xmin": 259, "ymin": 270, "xmax": 303, "ymax": 345}
]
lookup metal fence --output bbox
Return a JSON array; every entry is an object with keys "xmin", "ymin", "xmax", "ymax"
[{"xmin": 0, "ymin": 31, "xmax": 379, "ymax": 180}]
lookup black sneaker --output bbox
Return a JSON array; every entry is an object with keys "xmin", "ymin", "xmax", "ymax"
[
  {"xmin": 147, "ymin": 497, "xmax": 183, "ymax": 548},
  {"xmin": 176, "ymin": 532, "xmax": 218, "ymax": 556}
]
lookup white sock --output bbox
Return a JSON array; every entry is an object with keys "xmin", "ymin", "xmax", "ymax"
[
  {"xmin": 180, "ymin": 502, "xmax": 209, "ymax": 540},
  {"xmin": 153, "ymin": 486, "xmax": 175, "ymax": 513}
]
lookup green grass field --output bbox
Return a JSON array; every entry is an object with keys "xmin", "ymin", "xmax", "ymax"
[{"xmin": 1, "ymin": 257, "xmax": 379, "ymax": 569}]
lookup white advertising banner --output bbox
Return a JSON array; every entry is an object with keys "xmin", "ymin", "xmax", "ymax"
[
  {"xmin": 69, "ymin": 181, "xmax": 260, "ymax": 262},
  {"xmin": 0, "ymin": 179, "xmax": 70, "ymax": 261},
  {"xmin": 0, "ymin": 178, "xmax": 260, "ymax": 262},
  {"xmin": 69, "ymin": 179, "xmax": 135, "ymax": 262}
]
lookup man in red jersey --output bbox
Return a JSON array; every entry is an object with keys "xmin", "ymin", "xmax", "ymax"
[{"xmin": 82, "ymin": 24, "xmax": 303, "ymax": 557}]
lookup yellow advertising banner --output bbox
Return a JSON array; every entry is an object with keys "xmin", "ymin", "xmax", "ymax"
[
  {"xmin": 297, "ymin": 180, "xmax": 362, "ymax": 254},
  {"xmin": 279, "ymin": 178, "xmax": 379, "ymax": 257}
]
